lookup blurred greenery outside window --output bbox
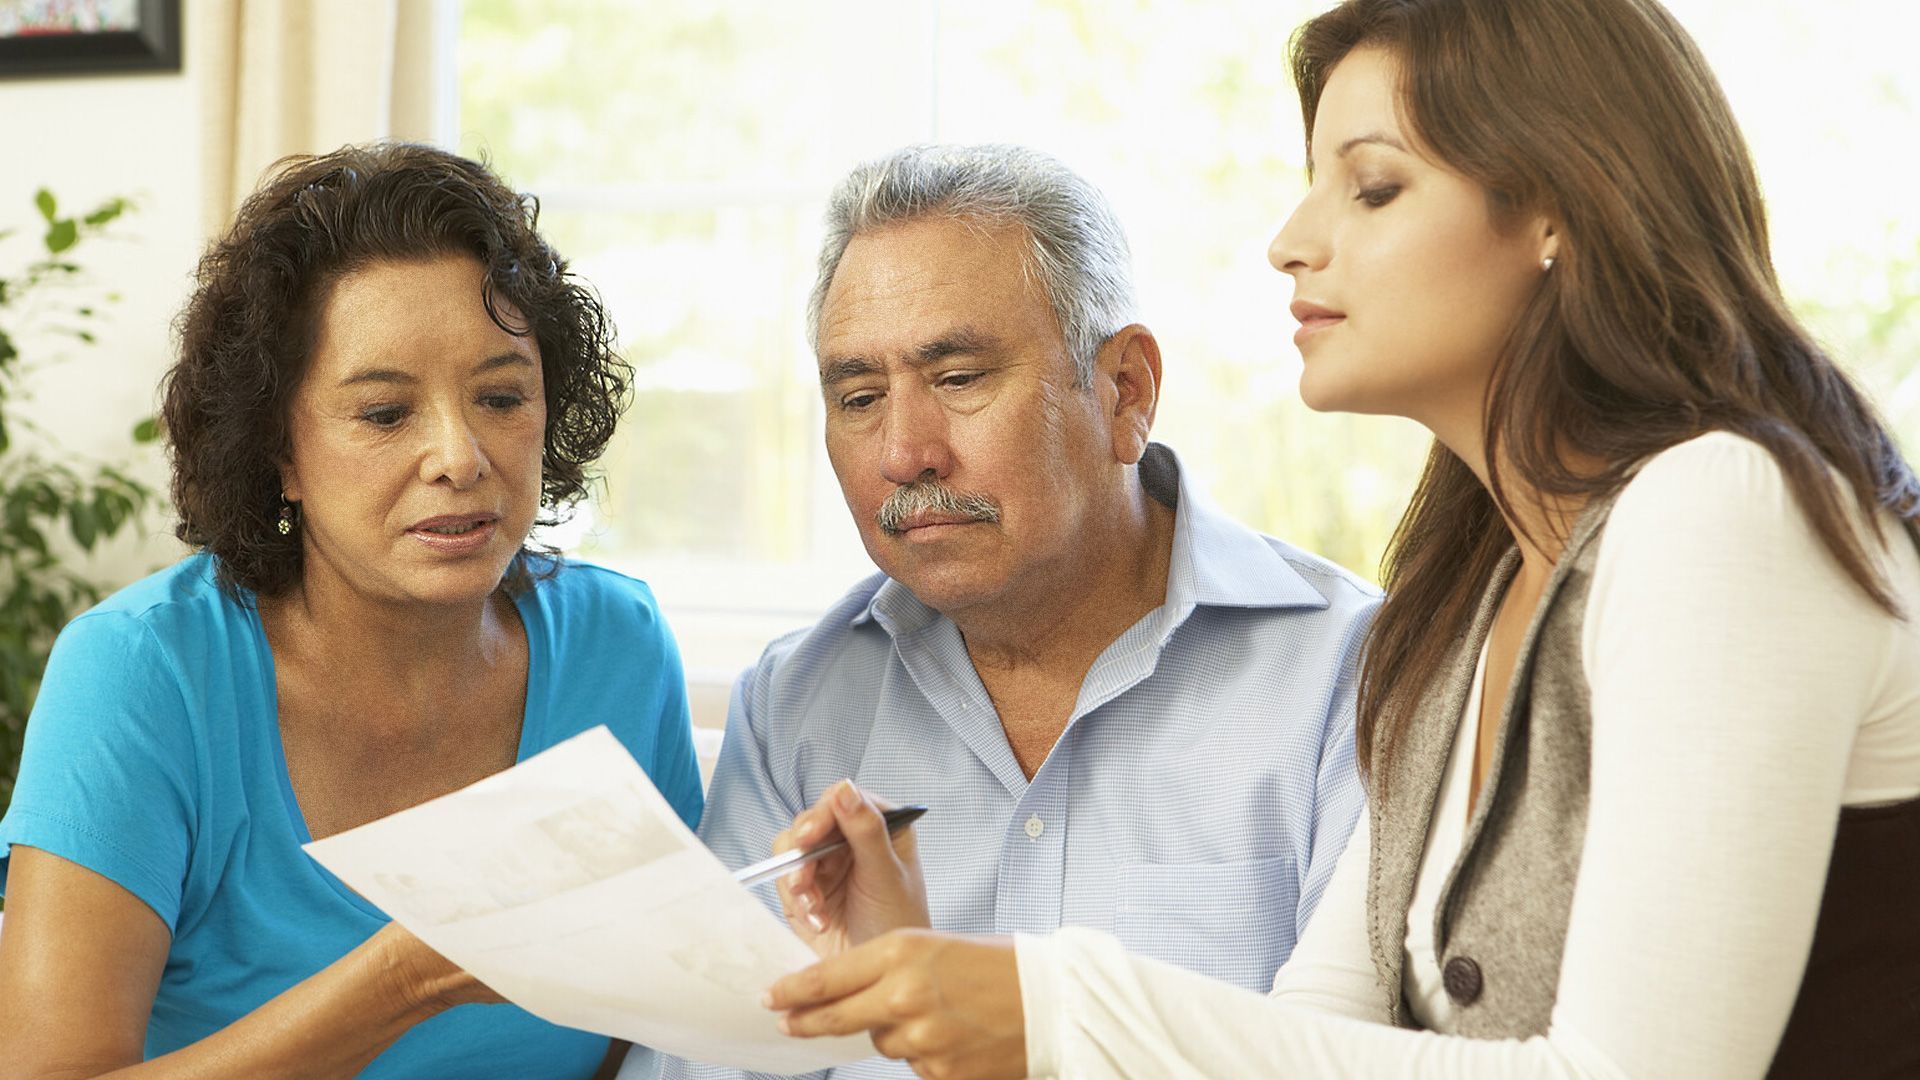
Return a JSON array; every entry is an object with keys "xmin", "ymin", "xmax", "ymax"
[{"xmin": 456, "ymin": 0, "xmax": 1920, "ymax": 683}]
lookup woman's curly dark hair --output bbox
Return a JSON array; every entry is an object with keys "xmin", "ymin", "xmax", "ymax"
[{"xmin": 162, "ymin": 141, "xmax": 630, "ymax": 597}]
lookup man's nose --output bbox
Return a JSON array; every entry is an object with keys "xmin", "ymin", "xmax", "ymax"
[{"xmin": 878, "ymin": 388, "xmax": 953, "ymax": 486}]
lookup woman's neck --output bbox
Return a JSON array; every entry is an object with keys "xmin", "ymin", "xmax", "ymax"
[
  {"xmin": 1433, "ymin": 413, "xmax": 1591, "ymax": 583},
  {"xmin": 260, "ymin": 572, "xmax": 516, "ymax": 696}
]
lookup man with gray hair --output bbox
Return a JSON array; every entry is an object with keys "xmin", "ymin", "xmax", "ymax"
[{"xmin": 637, "ymin": 144, "xmax": 1377, "ymax": 1079}]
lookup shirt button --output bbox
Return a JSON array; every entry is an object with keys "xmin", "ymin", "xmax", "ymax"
[
  {"xmin": 1442, "ymin": 955, "xmax": 1483, "ymax": 1006},
  {"xmin": 1023, "ymin": 815, "xmax": 1045, "ymax": 840}
]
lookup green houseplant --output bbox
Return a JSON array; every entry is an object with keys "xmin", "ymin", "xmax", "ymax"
[{"xmin": 0, "ymin": 190, "xmax": 157, "ymax": 818}]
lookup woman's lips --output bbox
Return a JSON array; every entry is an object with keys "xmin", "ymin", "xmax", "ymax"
[
  {"xmin": 406, "ymin": 514, "xmax": 500, "ymax": 555},
  {"xmin": 1290, "ymin": 300, "xmax": 1347, "ymax": 347},
  {"xmin": 1293, "ymin": 313, "xmax": 1346, "ymax": 346}
]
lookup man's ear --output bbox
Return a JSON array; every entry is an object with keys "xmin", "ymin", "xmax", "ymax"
[{"xmin": 1099, "ymin": 324, "xmax": 1161, "ymax": 466}]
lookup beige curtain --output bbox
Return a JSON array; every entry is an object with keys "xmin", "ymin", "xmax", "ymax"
[{"xmin": 197, "ymin": 0, "xmax": 450, "ymax": 236}]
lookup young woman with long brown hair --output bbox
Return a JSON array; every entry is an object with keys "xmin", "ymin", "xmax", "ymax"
[{"xmin": 752, "ymin": 0, "xmax": 1920, "ymax": 1076}]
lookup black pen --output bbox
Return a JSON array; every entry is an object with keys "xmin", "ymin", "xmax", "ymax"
[{"xmin": 732, "ymin": 804, "xmax": 929, "ymax": 888}]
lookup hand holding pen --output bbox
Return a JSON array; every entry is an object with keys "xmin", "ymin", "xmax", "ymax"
[{"xmin": 770, "ymin": 780, "xmax": 933, "ymax": 959}]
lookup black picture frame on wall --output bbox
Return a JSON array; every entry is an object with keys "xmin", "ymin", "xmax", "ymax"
[{"xmin": 0, "ymin": 0, "xmax": 182, "ymax": 78}]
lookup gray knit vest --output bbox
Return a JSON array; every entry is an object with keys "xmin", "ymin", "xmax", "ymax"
[
  {"xmin": 1364, "ymin": 495, "xmax": 1610, "ymax": 1037},
  {"xmin": 1362, "ymin": 496, "xmax": 1920, "ymax": 1076}
]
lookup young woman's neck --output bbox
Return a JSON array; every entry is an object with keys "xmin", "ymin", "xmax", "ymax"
[{"xmin": 1431, "ymin": 409, "xmax": 1589, "ymax": 584}]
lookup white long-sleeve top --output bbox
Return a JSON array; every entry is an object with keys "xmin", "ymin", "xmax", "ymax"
[{"xmin": 1017, "ymin": 433, "xmax": 1920, "ymax": 1078}]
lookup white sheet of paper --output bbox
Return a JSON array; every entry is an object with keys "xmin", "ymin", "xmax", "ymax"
[{"xmin": 303, "ymin": 725, "xmax": 872, "ymax": 1072}]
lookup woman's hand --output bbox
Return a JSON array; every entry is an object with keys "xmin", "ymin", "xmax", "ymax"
[
  {"xmin": 0, "ymin": 845, "xmax": 509, "ymax": 1077},
  {"xmin": 774, "ymin": 779, "xmax": 930, "ymax": 957},
  {"xmin": 766, "ymin": 929, "xmax": 1027, "ymax": 1080},
  {"xmin": 369, "ymin": 921, "xmax": 505, "ymax": 1017}
]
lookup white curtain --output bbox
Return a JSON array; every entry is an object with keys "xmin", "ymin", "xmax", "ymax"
[{"xmin": 197, "ymin": 0, "xmax": 451, "ymax": 236}]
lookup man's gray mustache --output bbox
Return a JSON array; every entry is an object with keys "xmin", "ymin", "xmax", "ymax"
[{"xmin": 877, "ymin": 482, "xmax": 1001, "ymax": 535}]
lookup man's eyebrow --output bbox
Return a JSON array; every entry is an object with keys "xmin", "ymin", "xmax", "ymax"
[
  {"xmin": 819, "ymin": 329, "xmax": 1002, "ymax": 386},
  {"xmin": 336, "ymin": 353, "xmax": 534, "ymax": 388},
  {"xmin": 820, "ymin": 357, "xmax": 879, "ymax": 385},
  {"xmin": 914, "ymin": 327, "xmax": 1000, "ymax": 364}
]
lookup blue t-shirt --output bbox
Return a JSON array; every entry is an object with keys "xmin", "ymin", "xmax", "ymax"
[{"xmin": 0, "ymin": 553, "xmax": 704, "ymax": 1077}]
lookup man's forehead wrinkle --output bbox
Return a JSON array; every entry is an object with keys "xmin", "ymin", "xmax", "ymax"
[
  {"xmin": 818, "ymin": 268, "xmax": 980, "ymax": 356},
  {"xmin": 816, "ymin": 215, "xmax": 1058, "ymax": 377},
  {"xmin": 821, "ymin": 260, "xmax": 959, "ymax": 331}
]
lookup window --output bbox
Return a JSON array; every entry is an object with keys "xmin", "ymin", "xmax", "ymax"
[{"xmin": 455, "ymin": 0, "xmax": 1920, "ymax": 687}]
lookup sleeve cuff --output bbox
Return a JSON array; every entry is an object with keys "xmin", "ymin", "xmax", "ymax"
[
  {"xmin": 0, "ymin": 807, "xmax": 181, "ymax": 932},
  {"xmin": 1016, "ymin": 931, "xmax": 1068, "ymax": 1078}
]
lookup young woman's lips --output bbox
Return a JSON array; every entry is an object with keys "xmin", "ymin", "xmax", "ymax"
[
  {"xmin": 1295, "ymin": 314, "xmax": 1346, "ymax": 334},
  {"xmin": 406, "ymin": 514, "xmax": 500, "ymax": 555},
  {"xmin": 1290, "ymin": 301, "xmax": 1347, "ymax": 346}
]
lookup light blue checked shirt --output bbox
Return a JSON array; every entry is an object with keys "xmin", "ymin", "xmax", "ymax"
[{"xmin": 637, "ymin": 444, "xmax": 1378, "ymax": 1080}]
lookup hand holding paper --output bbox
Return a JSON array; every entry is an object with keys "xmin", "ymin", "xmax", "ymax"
[{"xmin": 303, "ymin": 726, "xmax": 873, "ymax": 1072}]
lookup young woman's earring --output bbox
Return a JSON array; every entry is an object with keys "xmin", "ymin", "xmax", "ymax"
[
  {"xmin": 278, "ymin": 497, "xmax": 296, "ymax": 536},
  {"xmin": 1542, "ymin": 256, "xmax": 1556, "ymax": 271}
]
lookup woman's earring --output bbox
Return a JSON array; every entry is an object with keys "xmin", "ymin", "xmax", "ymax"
[
  {"xmin": 278, "ymin": 498, "xmax": 296, "ymax": 536},
  {"xmin": 1542, "ymin": 256, "xmax": 1556, "ymax": 271}
]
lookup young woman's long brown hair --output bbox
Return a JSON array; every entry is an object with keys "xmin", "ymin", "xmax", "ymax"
[{"xmin": 1290, "ymin": 0, "xmax": 1920, "ymax": 790}]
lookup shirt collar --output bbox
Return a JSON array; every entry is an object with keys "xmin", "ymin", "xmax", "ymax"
[
  {"xmin": 851, "ymin": 441, "xmax": 1330, "ymax": 635},
  {"xmin": 1151, "ymin": 442, "xmax": 1329, "ymax": 611}
]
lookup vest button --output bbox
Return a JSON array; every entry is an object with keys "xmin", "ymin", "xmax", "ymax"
[{"xmin": 1442, "ymin": 956, "xmax": 1483, "ymax": 1005}]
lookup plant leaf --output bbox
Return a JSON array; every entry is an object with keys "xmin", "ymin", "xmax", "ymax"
[
  {"xmin": 92, "ymin": 488, "xmax": 124, "ymax": 536},
  {"xmin": 132, "ymin": 416, "xmax": 159, "ymax": 443},
  {"xmin": 33, "ymin": 190, "xmax": 55, "ymax": 222},
  {"xmin": 11, "ymin": 524, "xmax": 46, "ymax": 559},
  {"xmin": 67, "ymin": 503, "xmax": 97, "ymax": 551},
  {"xmin": 82, "ymin": 199, "xmax": 127, "ymax": 227},
  {"xmin": 25, "ymin": 479, "xmax": 60, "ymax": 516},
  {"xmin": 44, "ymin": 220, "xmax": 78, "ymax": 255}
]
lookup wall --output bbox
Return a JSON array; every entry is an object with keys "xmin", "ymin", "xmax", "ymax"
[
  {"xmin": 0, "ymin": 5, "xmax": 739, "ymax": 736},
  {"xmin": 0, "ymin": 3, "xmax": 225, "ymax": 583}
]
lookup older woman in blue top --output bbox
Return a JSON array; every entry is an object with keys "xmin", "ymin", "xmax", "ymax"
[{"xmin": 0, "ymin": 142, "xmax": 703, "ymax": 1077}]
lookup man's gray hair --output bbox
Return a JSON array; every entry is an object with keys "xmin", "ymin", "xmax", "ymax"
[{"xmin": 806, "ymin": 144, "xmax": 1138, "ymax": 387}]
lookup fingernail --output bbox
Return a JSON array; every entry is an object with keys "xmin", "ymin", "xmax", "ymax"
[
  {"xmin": 761, "ymin": 990, "xmax": 775, "ymax": 1008},
  {"xmin": 797, "ymin": 890, "xmax": 814, "ymax": 912},
  {"xmin": 778, "ymin": 1015, "xmax": 794, "ymax": 1035},
  {"xmin": 837, "ymin": 784, "xmax": 859, "ymax": 812},
  {"xmin": 808, "ymin": 912, "xmax": 825, "ymax": 932}
]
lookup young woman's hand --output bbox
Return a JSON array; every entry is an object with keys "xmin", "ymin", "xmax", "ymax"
[
  {"xmin": 774, "ymin": 780, "xmax": 931, "ymax": 957},
  {"xmin": 767, "ymin": 929, "xmax": 1026, "ymax": 1080}
]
